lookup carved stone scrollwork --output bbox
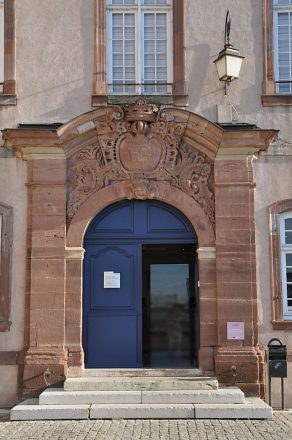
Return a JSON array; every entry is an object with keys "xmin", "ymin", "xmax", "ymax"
[{"xmin": 67, "ymin": 99, "xmax": 215, "ymax": 227}]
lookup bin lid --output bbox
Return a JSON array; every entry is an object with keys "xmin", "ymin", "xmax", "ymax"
[{"xmin": 267, "ymin": 337, "xmax": 286, "ymax": 348}]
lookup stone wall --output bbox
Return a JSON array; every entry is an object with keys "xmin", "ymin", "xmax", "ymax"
[
  {"xmin": 0, "ymin": 157, "xmax": 27, "ymax": 406},
  {"xmin": 255, "ymin": 146, "xmax": 292, "ymax": 408}
]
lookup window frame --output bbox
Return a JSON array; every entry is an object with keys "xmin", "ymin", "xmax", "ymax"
[
  {"xmin": 106, "ymin": 1, "xmax": 173, "ymax": 95},
  {"xmin": 279, "ymin": 213, "xmax": 292, "ymax": 319},
  {"xmin": 269, "ymin": 200, "xmax": 292, "ymax": 328},
  {"xmin": 0, "ymin": 0, "xmax": 16, "ymax": 105},
  {"xmin": 0, "ymin": 202, "xmax": 13, "ymax": 332},
  {"xmin": 92, "ymin": 0, "xmax": 186, "ymax": 106},
  {"xmin": 262, "ymin": 0, "xmax": 292, "ymax": 105}
]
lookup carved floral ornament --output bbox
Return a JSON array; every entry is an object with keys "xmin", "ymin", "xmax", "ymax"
[{"xmin": 67, "ymin": 99, "xmax": 215, "ymax": 227}]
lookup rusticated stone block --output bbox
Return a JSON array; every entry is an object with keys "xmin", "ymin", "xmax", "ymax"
[
  {"xmin": 216, "ymin": 229, "xmax": 255, "ymax": 246},
  {"xmin": 200, "ymin": 322, "xmax": 218, "ymax": 346},
  {"xmin": 67, "ymin": 348, "xmax": 84, "ymax": 367},
  {"xmin": 199, "ymin": 298, "xmax": 217, "ymax": 322},
  {"xmin": 198, "ymin": 260, "xmax": 216, "ymax": 284},
  {"xmin": 215, "ymin": 202, "xmax": 251, "ymax": 218},
  {"xmin": 215, "ymin": 347, "xmax": 264, "ymax": 396},
  {"xmin": 216, "ymin": 257, "xmax": 256, "ymax": 283},
  {"xmin": 30, "ymin": 259, "xmax": 65, "ymax": 279},
  {"xmin": 22, "ymin": 364, "xmax": 66, "ymax": 394},
  {"xmin": 31, "ymin": 187, "xmax": 66, "ymax": 216},
  {"xmin": 198, "ymin": 347, "xmax": 215, "ymax": 372},
  {"xmin": 215, "ymin": 160, "xmax": 251, "ymax": 184},
  {"xmin": 31, "ymin": 160, "xmax": 66, "ymax": 184},
  {"xmin": 216, "ymin": 217, "xmax": 255, "ymax": 230},
  {"xmin": 216, "ymin": 281, "xmax": 257, "ymax": 300}
]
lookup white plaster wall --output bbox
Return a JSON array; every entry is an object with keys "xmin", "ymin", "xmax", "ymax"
[
  {"xmin": 0, "ymin": 366, "xmax": 18, "ymax": 407},
  {"xmin": 0, "ymin": 0, "xmax": 290, "ymax": 142},
  {"xmin": 255, "ymin": 150, "xmax": 292, "ymax": 407},
  {"xmin": 0, "ymin": 158, "xmax": 27, "ymax": 406},
  {"xmin": 0, "ymin": 0, "xmax": 94, "ymax": 131},
  {"xmin": 185, "ymin": 0, "xmax": 292, "ymax": 142}
]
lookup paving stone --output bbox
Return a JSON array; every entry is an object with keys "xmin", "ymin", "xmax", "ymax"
[{"xmin": 0, "ymin": 412, "xmax": 292, "ymax": 439}]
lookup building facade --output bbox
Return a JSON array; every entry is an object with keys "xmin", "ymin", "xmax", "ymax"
[{"xmin": 0, "ymin": 0, "xmax": 292, "ymax": 408}]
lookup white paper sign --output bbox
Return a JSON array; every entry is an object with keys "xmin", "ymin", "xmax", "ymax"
[
  {"xmin": 227, "ymin": 322, "xmax": 245, "ymax": 340},
  {"xmin": 104, "ymin": 271, "xmax": 120, "ymax": 289}
]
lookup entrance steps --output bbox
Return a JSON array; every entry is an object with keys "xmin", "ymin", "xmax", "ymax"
[{"xmin": 10, "ymin": 371, "xmax": 273, "ymax": 421}]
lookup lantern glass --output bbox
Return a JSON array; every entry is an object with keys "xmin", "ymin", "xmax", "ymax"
[
  {"xmin": 214, "ymin": 46, "xmax": 244, "ymax": 82},
  {"xmin": 226, "ymin": 54, "xmax": 243, "ymax": 80}
]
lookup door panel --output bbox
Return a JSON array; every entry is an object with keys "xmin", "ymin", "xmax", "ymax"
[
  {"xmin": 87, "ymin": 315, "xmax": 139, "ymax": 367},
  {"xmin": 83, "ymin": 243, "xmax": 142, "ymax": 368},
  {"xmin": 83, "ymin": 200, "xmax": 197, "ymax": 369},
  {"xmin": 89, "ymin": 246, "xmax": 136, "ymax": 309}
]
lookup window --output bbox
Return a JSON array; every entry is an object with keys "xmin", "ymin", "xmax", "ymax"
[
  {"xmin": 0, "ymin": 0, "xmax": 4, "ymax": 90},
  {"xmin": 280, "ymin": 214, "xmax": 292, "ymax": 319},
  {"xmin": 262, "ymin": 0, "xmax": 292, "ymax": 104},
  {"xmin": 93, "ymin": 0, "xmax": 186, "ymax": 106},
  {"xmin": 269, "ymin": 201, "xmax": 292, "ymax": 327},
  {"xmin": 273, "ymin": 0, "xmax": 292, "ymax": 93},
  {"xmin": 106, "ymin": 0, "xmax": 172, "ymax": 95},
  {"xmin": 0, "ymin": 202, "xmax": 13, "ymax": 332},
  {"xmin": 0, "ymin": 0, "xmax": 16, "ymax": 104}
]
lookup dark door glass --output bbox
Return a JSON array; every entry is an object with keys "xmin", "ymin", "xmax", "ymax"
[{"xmin": 142, "ymin": 244, "xmax": 197, "ymax": 368}]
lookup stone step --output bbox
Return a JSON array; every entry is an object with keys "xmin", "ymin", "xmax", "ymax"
[
  {"xmin": 39, "ymin": 387, "xmax": 245, "ymax": 405},
  {"xmin": 64, "ymin": 376, "xmax": 218, "ymax": 392},
  {"xmin": 10, "ymin": 399, "xmax": 89, "ymax": 421},
  {"xmin": 10, "ymin": 398, "xmax": 273, "ymax": 421},
  {"xmin": 192, "ymin": 398, "xmax": 273, "ymax": 420},
  {"xmin": 67, "ymin": 368, "xmax": 203, "ymax": 378}
]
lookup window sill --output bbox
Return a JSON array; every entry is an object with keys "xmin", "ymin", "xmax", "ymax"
[
  {"xmin": 272, "ymin": 320, "xmax": 292, "ymax": 329},
  {"xmin": 0, "ymin": 94, "xmax": 17, "ymax": 106},
  {"xmin": 262, "ymin": 94, "xmax": 292, "ymax": 106},
  {"xmin": 92, "ymin": 94, "xmax": 188, "ymax": 107}
]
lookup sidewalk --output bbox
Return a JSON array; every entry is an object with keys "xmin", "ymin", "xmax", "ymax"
[{"xmin": 0, "ymin": 411, "xmax": 292, "ymax": 440}]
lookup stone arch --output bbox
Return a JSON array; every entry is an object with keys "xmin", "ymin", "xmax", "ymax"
[
  {"xmin": 64, "ymin": 100, "xmax": 223, "ymax": 244},
  {"xmin": 66, "ymin": 182, "xmax": 215, "ymax": 248},
  {"xmin": 64, "ymin": 100, "xmax": 220, "ymax": 372}
]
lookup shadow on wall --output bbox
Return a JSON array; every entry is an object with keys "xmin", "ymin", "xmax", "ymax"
[
  {"xmin": 238, "ymin": 0, "xmax": 263, "ymax": 116},
  {"xmin": 41, "ymin": 0, "xmax": 94, "ymax": 121},
  {"xmin": 186, "ymin": 43, "xmax": 217, "ymax": 121}
]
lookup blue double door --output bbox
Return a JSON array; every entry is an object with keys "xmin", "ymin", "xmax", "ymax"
[{"xmin": 83, "ymin": 200, "xmax": 198, "ymax": 368}]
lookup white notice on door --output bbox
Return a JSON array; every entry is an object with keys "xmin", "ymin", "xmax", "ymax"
[{"xmin": 104, "ymin": 271, "xmax": 120, "ymax": 289}]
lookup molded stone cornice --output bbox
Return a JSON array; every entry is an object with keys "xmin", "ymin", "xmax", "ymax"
[
  {"xmin": 2, "ymin": 103, "xmax": 278, "ymax": 160},
  {"xmin": 3, "ymin": 129, "xmax": 64, "ymax": 160},
  {"xmin": 219, "ymin": 129, "xmax": 278, "ymax": 152}
]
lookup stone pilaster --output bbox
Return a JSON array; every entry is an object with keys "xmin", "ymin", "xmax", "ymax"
[
  {"xmin": 214, "ymin": 148, "xmax": 264, "ymax": 396},
  {"xmin": 21, "ymin": 148, "xmax": 67, "ymax": 394}
]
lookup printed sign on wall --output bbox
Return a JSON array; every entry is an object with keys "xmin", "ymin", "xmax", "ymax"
[{"xmin": 227, "ymin": 322, "xmax": 245, "ymax": 340}]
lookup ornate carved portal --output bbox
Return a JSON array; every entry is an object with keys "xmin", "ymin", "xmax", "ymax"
[
  {"xmin": 3, "ymin": 99, "xmax": 278, "ymax": 397},
  {"xmin": 67, "ymin": 99, "xmax": 215, "ymax": 228}
]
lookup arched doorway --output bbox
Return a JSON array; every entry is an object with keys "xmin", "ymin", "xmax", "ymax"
[{"xmin": 83, "ymin": 200, "xmax": 198, "ymax": 369}]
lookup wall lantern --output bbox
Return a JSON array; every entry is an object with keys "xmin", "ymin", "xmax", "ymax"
[{"xmin": 214, "ymin": 10, "xmax": 244, "ymax": 94}]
